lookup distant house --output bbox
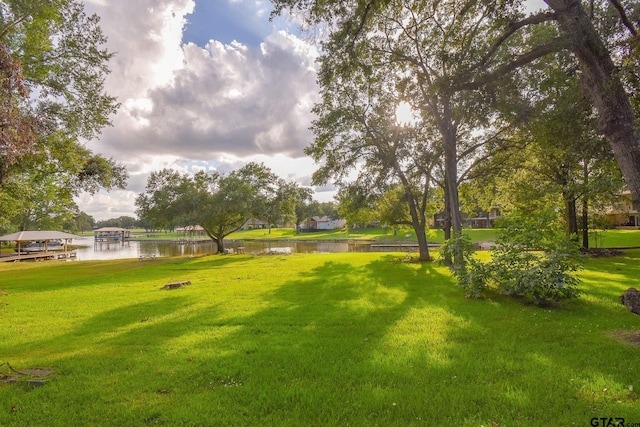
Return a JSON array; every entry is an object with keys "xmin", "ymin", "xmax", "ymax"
[
  {"xmin": 468, "ymin": 208, "xmax": 502, "ymax": 228},
  {"xmin": 240, "ymin": 218, "xmax": 269, "ymax": 230},
  {"xmin": 604, "ymin": 192, "xmax": 639, "ymax": 228},
  {"xmin": 300, "ymin": 216, "xmax": 346, "ymax": 231},
  {"xmin": 433, "ymin": 208, "xmax": 501, "ymax": 229}
]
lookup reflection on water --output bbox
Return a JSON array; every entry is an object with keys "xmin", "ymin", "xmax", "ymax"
[
  {"xmin": 72, "ymin": 237, "xmax": 419, "ymax": 261},
  {"xmin": 72, "ymin": 238, "xmax": 215, "ymax": 261}
]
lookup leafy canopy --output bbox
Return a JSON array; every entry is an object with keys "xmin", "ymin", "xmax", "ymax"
[{"xmin": 0, "ymin": 0, "xmax": 126, "ymax": 231}]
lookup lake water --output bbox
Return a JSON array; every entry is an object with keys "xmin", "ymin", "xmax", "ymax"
[{"xmin": 71, "ymin": 238, "xmax": 420, "ymax": 261}]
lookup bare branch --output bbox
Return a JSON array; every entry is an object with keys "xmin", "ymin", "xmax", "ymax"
[
  {"xmin": 608, "ymin": 0, "xmax": 637, "ymax": 36},
  {"xmin": 0, "ymin": 13, "xmax": 30, "ymax": 40},
  {"xmin": 453, "ymin": 37, "xmax": 568, "ymax": 91},
  {"xmin": 469, "ymin": 11, "xmax": 558, "ymax": 75}
]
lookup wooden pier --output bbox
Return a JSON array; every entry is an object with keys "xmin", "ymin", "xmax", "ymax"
[{"xmin": 0, "ymin": 251, "xmax": 77, "ymax": 263}]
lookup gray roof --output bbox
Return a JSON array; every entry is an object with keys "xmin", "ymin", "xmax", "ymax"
[{"xmin": 0, "ymin": 231, "xmax": 82, "ymax": 242}]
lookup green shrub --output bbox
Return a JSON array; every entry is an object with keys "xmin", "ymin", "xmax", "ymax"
[
  {"xmin": 486, "ymin": 239, "xmax": 582, "ymax": 304},
  {"xmin": 489, "ymin": 210, "xmax": 583, "ymax": 304},
  {"xmin": 446, "ymin": 210, "xmax": 584, "ymax": 304},
  {"xmin": 439, "ymin": 234, "xmax": 487, "ymax": 298}
]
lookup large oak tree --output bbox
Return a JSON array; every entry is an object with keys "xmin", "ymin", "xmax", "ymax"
[
  {"xmin": 281, "ymin": 0, "xmax": 551, "ymax": 266},
  {"xmin": 136, "ymin": 163, "xmax": 280, "ymax": 253},
  {"xmin": 309, "ymin": 55, "xmax": 441, "ymax": 261},
  {"xmin": 271, "ymin": 0, "xmax": 640, "ymax": 213}
]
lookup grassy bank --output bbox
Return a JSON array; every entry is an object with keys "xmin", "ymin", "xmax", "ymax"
[
  {"xmin": 1, "ymin": 251, "xmax": 639, "ymax": 426},
  {"xmin": 128, "ymin": 227, "xmax": 639, "ymax": 248},
  {"xmin": 206, "ymin": 227, "xmax": 498, "ymax": 243}
]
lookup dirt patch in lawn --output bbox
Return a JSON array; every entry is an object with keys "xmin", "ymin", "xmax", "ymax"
[
  {"xmin": 580, "ymin": 248, "xmax": 624, "ymax": 257},
  {"xmin": 0, "ymin": 363, "xmax": 53, "ymax": 387},
  {"xmin": 609, "ymin": 330, "xmax": 640, "ymax": 347}
]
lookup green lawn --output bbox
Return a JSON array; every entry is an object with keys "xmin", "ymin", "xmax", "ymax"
[
  {"xmin": 229, "ymin": 227, "xmax": 640, "ymax": 246},
  {"xmin": 1, "ymin": 251, "xmax": 639, "ymax": 426},
  {"xmin": 227, "ymin": 226, "xmax": 499, "ymax": 242},
  {"xmin": 131, "ymin": 226, "xmax": 640, "ymax": 248},
  {"xmin": 589, "ymin": 229, "xmax": 640, "ymax": 248}
]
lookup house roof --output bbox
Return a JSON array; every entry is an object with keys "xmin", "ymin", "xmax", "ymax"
[{"xmin": 0, "ymin": 231, "xmax": 81, "ymax": 242}]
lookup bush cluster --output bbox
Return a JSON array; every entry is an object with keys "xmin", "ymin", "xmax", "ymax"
[{"xmin": 443, "ymin": 210, "xmax": 583, "ymax": 305}]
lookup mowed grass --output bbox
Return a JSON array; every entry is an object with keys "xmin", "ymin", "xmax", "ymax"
[
  {"xmin": 223, "ymin": 227, "xmax": 640, "ymax": 248},
  {"xmin": 1, "ymin": 252, "xmax": 639, "ymax": 426},
  {"xmin": 117, "ymin": 226, "xmax": 640, "ymax": 249},
  {"xmin": 228, "ymin": 227, "xmax": 500, "ymax": 243},
  {"xmin": 590, "ymin": 229, "xmax": 640, "ymax": 248}
]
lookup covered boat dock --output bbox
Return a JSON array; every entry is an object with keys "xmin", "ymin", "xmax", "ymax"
[
  {"xmin": 0, "ymin": 231, "xmax": 80, "ymax": 262},
  {"xmin": 93, "ymin": 227, "xmax": 130, "ymax": 243}
]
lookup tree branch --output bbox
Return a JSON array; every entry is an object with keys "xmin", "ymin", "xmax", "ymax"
[
  {"xmin": 608, "ymin": 0, "xmax": 637, "ymax": 36},
  {"xmin": 468, "ymin": 11, "xmax": 558, "ymax": 75},
  {"xmin": 346, "ymin": 0, "xmax": 375, "ymax": 51},
  {"xmin": 0, "ymin": 13, "xmax": 30, "ymax": 40},
  {"xmin": 453, "ymin": 37, "xmax": 568, "ymax": 91}
]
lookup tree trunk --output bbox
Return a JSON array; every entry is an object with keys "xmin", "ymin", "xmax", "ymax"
[
  {"xmin": 558, "ymin": 163, "xmax": 577, "ymax": 236},
  {"xmin": 581, "ymin": 158, "xmax": 590, "ymax": 249},
  {"xmin": 439, "ymin": 103, "xmax": 464, "ymax": 268},
  {"xmin": 544, "ymin": 0, "xmax": 640, "ymax": 213},
  {"xmin": 215, "ymin": 236, "xmax": 224, "ymax": 254},
  {"xmin": 442, "ymin": 182, "xmax": 452, "ymax": 242},
  {"xmin": 203, "ymin": 228, "xmax": 222, "ymax": 254},
  {"xmin": 442, "ymin": 135, "xmax": 463, "ymax": 236},
  {"xmin": 562, "ymin": 191, "xmax": 578, "ymax": 237},
  {"xmin": 441, "ymin": 183, "xmax": 452, "ymax": 266},
  {"xmin": 581, "ymin": 195, "xmax": 589, "ymax": 249},
  {"xmin": 398, "ymin": 172, "xmax": 431, "ymax": 261},
  {"xmin": 414, "ymin": 226, "xmax": 430, "ymax": 261}
]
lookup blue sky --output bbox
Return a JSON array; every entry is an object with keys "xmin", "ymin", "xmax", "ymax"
[
  {"xmin": 184, "ymin": 0, "xmax": 546, "ymax": 47},
  {"xmin": 183, "ymin": 1, "xmax": 266, "ymax": 47}
]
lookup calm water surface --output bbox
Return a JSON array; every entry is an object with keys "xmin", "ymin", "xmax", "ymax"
[{"xmin": 72, "ymin": 238, "xmax": 419, "ymax": 261}]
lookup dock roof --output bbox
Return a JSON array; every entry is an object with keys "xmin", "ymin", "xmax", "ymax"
[{"xmin": 0, "ymin": 231, "xmax": 81, "ymax": 242}]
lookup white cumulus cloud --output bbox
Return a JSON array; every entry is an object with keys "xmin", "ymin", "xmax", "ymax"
[{"xmin": 79, "ymin": 0, "xmax": 322, "ymax": 220}]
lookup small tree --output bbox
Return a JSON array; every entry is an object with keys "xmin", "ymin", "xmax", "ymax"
[
  {"xmin": 293, "ymin": 186, "xmax": 313, "ymax": 232},
  {"xmin": 263, "ymin": 179, "xmax": 307, "ymax": 233},
  {"xmin": 135, "ymin": 169, "xmax": 184, "ymax": 231},
  {"xmin": 336, "ymin": 183, "xmax": 378, "ymax": 231}
]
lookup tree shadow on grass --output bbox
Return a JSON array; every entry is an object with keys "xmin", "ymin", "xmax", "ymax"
[
  {"xmin": 0, "ymin": 296, "xmax": 191, "ymax": 362},
  {"xmin": 0, "ymin": 254, "xmax": 253, "ymax": 296},
  {"xmin": 2, "ymin": 254, "xmax": 640, "ymax": 426},
  {"xmin": 579, "ymin": 251, "xmax": 640, "ymax": 303},
  {"xmin": 349, "ymin": 257, "xmax": 640, "ymax": 424},
  {"xmin": 2, "ymin": 255, "xmax": 440, "ymax": 425}
]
